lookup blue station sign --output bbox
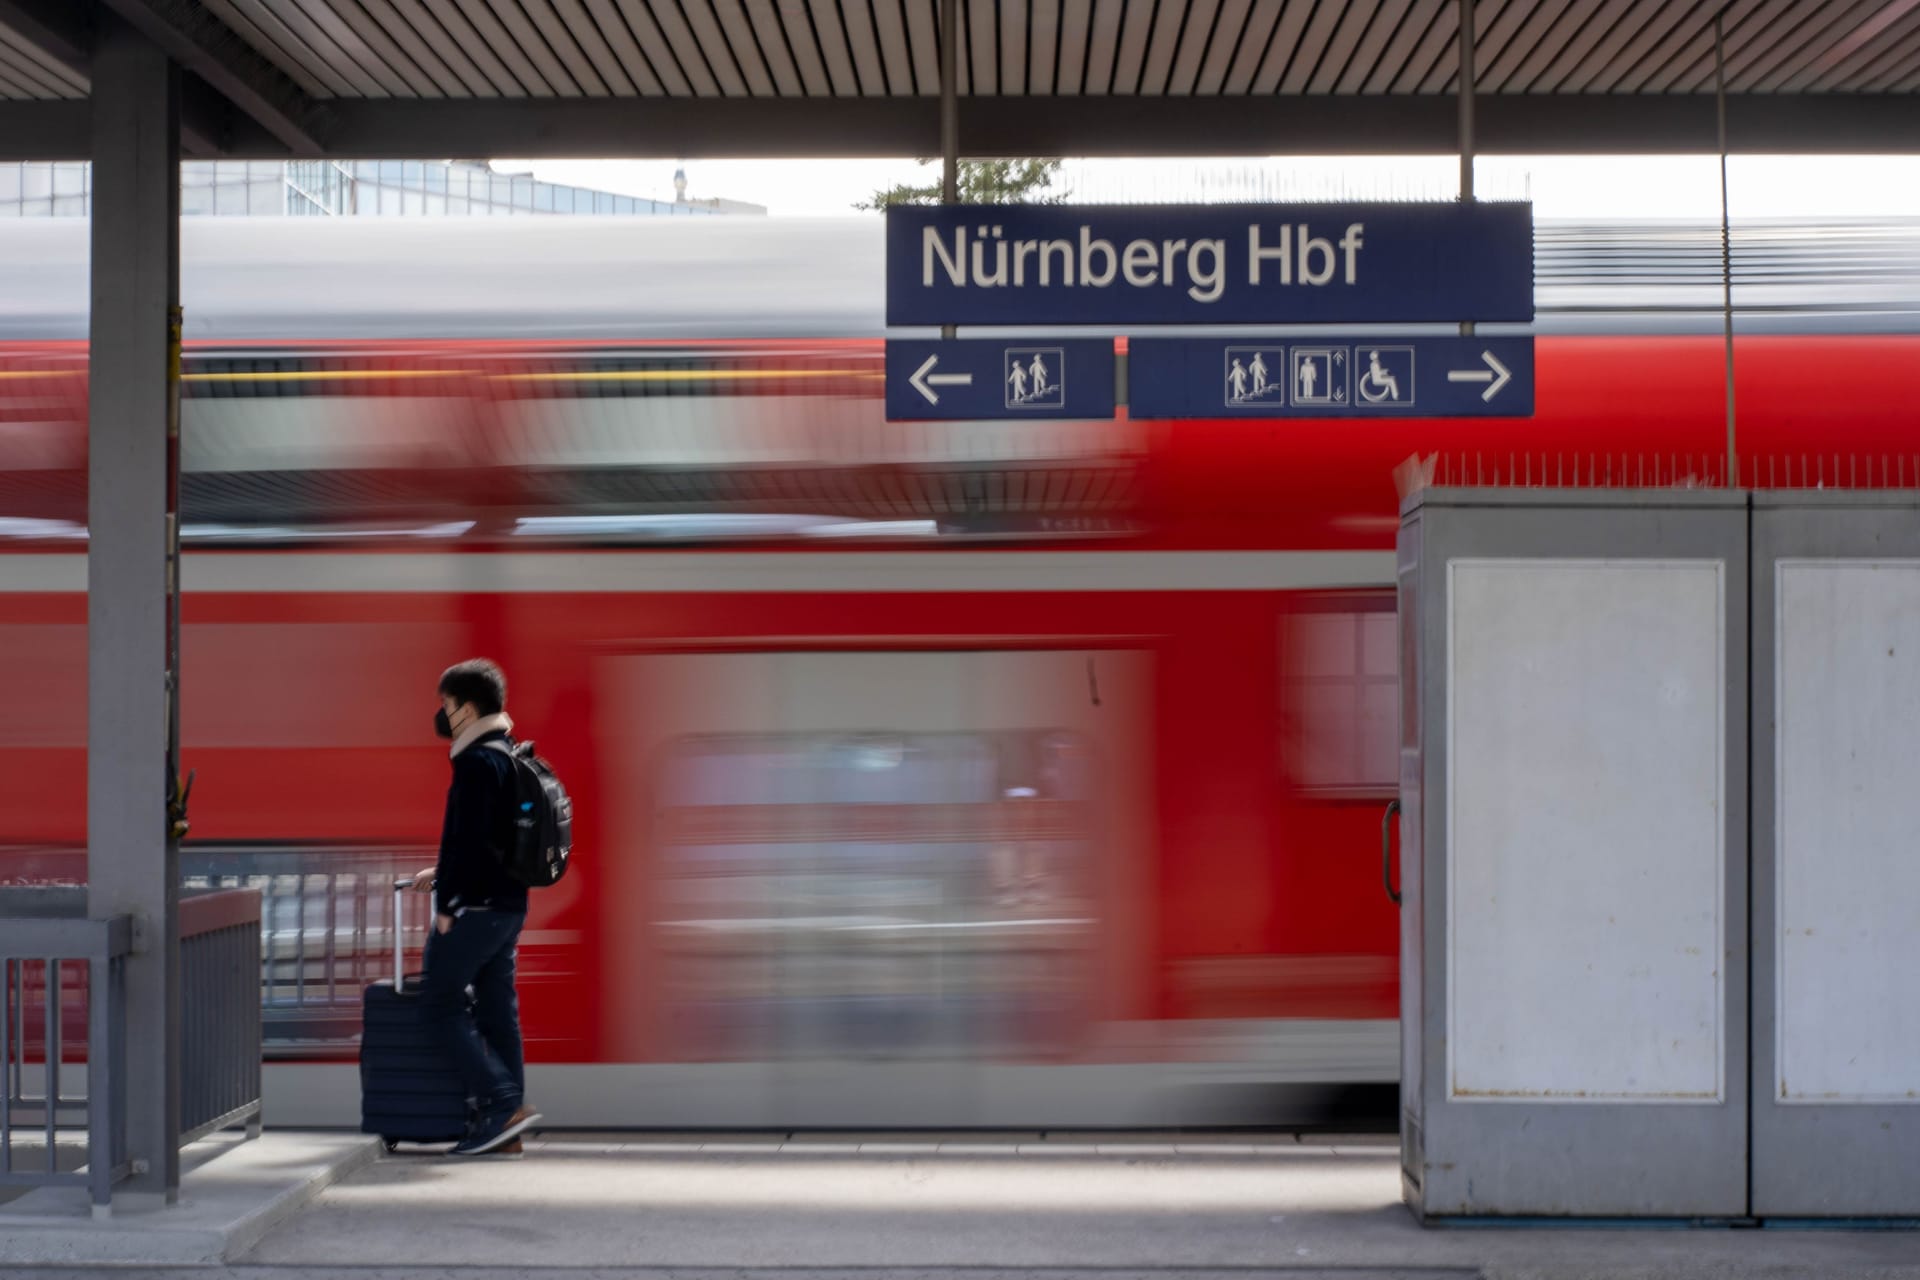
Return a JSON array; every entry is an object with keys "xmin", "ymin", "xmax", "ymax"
[
  {"xmin": 884, "ymin": 338, "xmax": 1117, "ymax": 422},
  {"xmin": 1128, "ymin": 336, "xmax": 1535, "ymax": 419},
  {"xmin": 886, "ymin": 202, "xmax": 1534, "ymax": 328}
]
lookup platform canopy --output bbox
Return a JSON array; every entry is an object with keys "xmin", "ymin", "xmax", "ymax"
[{"xmin": 0, "ymin": 0, "xmax": 1918, "ymax": 161}]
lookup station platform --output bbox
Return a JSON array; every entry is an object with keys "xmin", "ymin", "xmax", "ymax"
[{"xmin": 8, "ymin": 1129, "xmax": 1920, "ymax": 1279}]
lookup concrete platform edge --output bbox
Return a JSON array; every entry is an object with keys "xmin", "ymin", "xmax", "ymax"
[
  {"xmin": 0, "ymin": 1132, "xmax": 382, "ymax": 1266},
  {"xmin": 216, "ymin": 1134, "xmax": 383, "ymax": 1262}
]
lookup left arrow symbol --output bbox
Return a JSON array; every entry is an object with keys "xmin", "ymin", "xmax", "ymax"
[{"xmin": 909, "ymin": 354, "xmax": 973, "ymax": 405}]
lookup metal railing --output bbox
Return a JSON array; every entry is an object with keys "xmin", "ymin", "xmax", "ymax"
[
  {"xmin": 179, "ymin": 888, "xmax": 263, "ymax": 1144},
  {"xmin": 0, "ymin": 887, "xmax": 131, "ymax": 1215},
  {"xmin": 1, "ymin": 885, "xmax": 264, "ymax": 1213},
  {"xmin": 182, "ymin": 846, "xmax": 434, "ymax": 1057},
  {"xmin": 4, "ymin": 846, "xmax": 432, "ymax": 1060}
]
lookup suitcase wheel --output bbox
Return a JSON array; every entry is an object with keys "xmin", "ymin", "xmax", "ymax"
[{"xmin": 383, "ymin": 1137, "xmax": 400, "ymax": 1153}]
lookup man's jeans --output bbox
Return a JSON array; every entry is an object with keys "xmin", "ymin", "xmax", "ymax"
[{"xmin": 420, "ymin": 909, "xmax": 526, "ymax": 1124}]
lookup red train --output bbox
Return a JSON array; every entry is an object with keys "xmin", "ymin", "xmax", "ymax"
[{"xmin": 1, "ymin": 216, "xmax": 1915, "ymax": 1127}]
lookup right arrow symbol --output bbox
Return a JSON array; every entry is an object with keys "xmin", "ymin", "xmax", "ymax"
[{"xmin": 1446, "ymin": 350, "xmax": 1512, "ymax": 402}]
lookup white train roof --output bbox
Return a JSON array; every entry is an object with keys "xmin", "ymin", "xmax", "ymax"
[{"xmin": 0, "ymin": 214, "xmax": 1916, "ymax": 341}]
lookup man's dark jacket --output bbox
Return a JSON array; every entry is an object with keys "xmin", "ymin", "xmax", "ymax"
[{"xmin": 435, "ymin": 728, "xmax": 530, "ymax": 914}]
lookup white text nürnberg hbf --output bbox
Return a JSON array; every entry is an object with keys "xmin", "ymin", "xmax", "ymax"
[{"xmin": 921, "ymin": 222, "xmax": 1368, "ymax": 304}]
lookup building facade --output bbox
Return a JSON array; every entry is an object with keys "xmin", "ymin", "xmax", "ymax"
[{"xmin": 0, "ymin": 159, "xmax": 760, "ymax": 218}]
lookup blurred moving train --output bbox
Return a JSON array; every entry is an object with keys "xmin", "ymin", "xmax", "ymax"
[{"xmin": 2, "ymin": 215, "xmax": 1917, "ymax": 1127}]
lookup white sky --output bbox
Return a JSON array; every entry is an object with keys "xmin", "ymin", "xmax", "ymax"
[{"xmin": 507, "ymin": 155, "xmax": 1920, "ymax": 220}]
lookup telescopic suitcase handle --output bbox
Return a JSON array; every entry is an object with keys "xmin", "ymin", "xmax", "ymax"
[{"xmin": 391, "ymin": 878, "xmax": 422, "ymax": 992}]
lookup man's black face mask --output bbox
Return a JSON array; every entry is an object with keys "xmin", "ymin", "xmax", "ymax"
[{"xmin": 434, "ymin": 707, "xmax": 453, "ymax": 739}]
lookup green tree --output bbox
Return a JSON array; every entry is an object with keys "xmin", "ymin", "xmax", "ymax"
[{"xmin": 857, "ymin": 159, "xmax": 1066, "ymax": 210}]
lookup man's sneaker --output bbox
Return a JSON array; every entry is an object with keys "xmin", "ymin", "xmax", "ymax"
[
  {"xmin": 450, "ymin": 1105, "xmax": 542, "ymax": 1156},
  {"xmin": 447, "ymin": 1138, "xmax": 522, "ymax": 1158}
]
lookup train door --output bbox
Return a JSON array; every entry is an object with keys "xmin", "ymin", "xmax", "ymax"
[{"xmin": 596, "ymin": 648, "xmax": 1152, "ymax": 1127}]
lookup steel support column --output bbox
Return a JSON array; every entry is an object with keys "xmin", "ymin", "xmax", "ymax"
[
  {"xmin": 1715, "ymin": 13, "xmax": 1738, "ymax": 488},
  {"xmin": 86, "ymin": 17, "xmax": 182, "ymax": 1207},
  {"xmin": 1458, "ymin": 0, "xmax": 1475, "ymax": 340},
  {"xmin": 939, "ymin": 0, "xmax": 958, "ymax": 341}
]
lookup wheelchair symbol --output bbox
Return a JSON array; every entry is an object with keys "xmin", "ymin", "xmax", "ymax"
[{"xmin": 1355, "ymin": 347, "xmax": 1414, "ymax": 408}]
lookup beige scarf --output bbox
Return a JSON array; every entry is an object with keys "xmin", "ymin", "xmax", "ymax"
[{"xmin": 450, "ymin": 712, "xmax": 514, "ymax": 759}]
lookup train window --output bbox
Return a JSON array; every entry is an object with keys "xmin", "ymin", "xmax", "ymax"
[
  {"xmin": 1281, "ymin": 595, "xmax": 1399, "ymax": 796},
  {"xmin": 652, "ymin": 730, "xmax": 1100, "ymax": 1062},
  {"xmin": 142, "ymin": 346, "xmax": 1140, "ymax": 545}
]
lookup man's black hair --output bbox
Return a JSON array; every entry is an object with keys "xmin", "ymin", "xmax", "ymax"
[{"xmin": 438, "ymin": 659, "xmax": 507, "ymax": 716}]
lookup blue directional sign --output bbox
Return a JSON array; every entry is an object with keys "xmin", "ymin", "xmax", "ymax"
[
  {"xmin": 887, "ymin": 203, "xmax": 1533, "ymax": 328},
  {"xmin": 1128, "ymin": 336, "xmax": 1534, "ymax": 419},
  {"xmin": 885, "ymin": 339, "xmax": 1116, "ymax": 421}
]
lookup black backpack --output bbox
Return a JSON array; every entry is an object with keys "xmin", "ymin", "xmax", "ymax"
[{"xmin": 482, "ymin": 740, "xmax": 573, "ymax": 887}]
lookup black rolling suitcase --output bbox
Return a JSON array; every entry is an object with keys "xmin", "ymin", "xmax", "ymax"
[{"xmin": 360, "ymin": 879, "xmax": 470, "ymax": 1150}]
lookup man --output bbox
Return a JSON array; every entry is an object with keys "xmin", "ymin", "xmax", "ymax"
[{"xmin": 411, "ymin": 658, "xmax": 542, "ymax": 1156}]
